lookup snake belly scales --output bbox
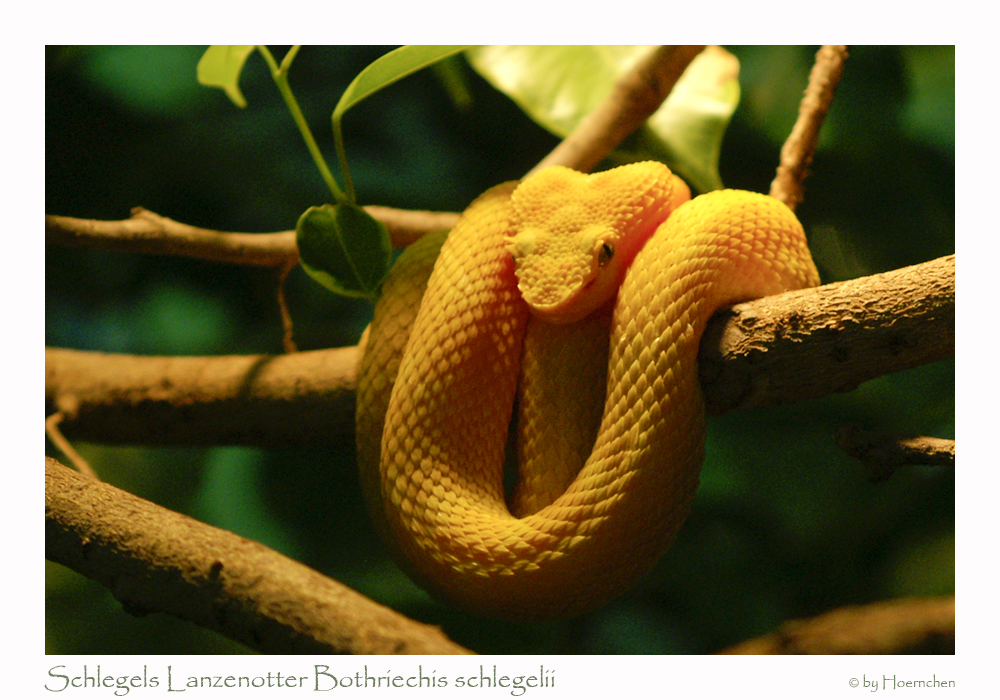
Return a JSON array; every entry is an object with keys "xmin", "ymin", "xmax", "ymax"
[{"xmin": 356, "ymin": 162, "xmax": 819, "ymax": 621}]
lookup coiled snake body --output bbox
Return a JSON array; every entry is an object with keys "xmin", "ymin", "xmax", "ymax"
[{"xmin": 357, "ymin": 162, "xmax": 819, "ymax": 621}]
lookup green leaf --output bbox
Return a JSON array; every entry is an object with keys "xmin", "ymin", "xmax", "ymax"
[
  {"xmin": 197, "ymin": 45, "xmax": 257, "ymax": 108},
  {"xmin": 296, "ymin": 202, "xmax": 392, "ymax": 301},
  {"xmin": 332, "ymin": 45, "xmax": 474, "ymax": 203},
  {"xmin": 631, "ymin": 46, "xmax": 740, "ymax": 192},
  {"xmin": 466, "ymin": 46, "xmax": 643, "ymax": 136},
  {"xmin": 466, "ymin": 46, "xmax": 740, "ymax": 192},
  {"xmin": 332, "ymin": 45, "xmax": 474, "ymax": 121}
]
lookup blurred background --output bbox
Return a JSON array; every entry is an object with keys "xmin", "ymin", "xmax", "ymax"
[{"xmin": 45, "ymin": 45, "xmax": 954, "ymax": 654}]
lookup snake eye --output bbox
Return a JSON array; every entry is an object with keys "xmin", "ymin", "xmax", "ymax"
[{"xmin": 598, "ymin": 243, "xmax": 614, "ymax": 267}]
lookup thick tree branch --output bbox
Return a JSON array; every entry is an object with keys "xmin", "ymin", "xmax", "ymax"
[
  {"xmin": 46, "ymin": 255, "xmax": 954, "ymax": 448},
  {"xmin": 45, "ymin": 346, "xmax": 359, "ymax": 448},
  {"xmin": 699, "ymin": 254, "xmax": 954, "ymax": 415},
  {"xmin": 719, "ymin": 596, "xmax": 954, "ymax": 654},
  {"xmin": 45, "ymin": 457, "xmax": 472, "ymax": 655},
  {"xmin": 770, "ymin": 45, "xmax": 849, "ymax": 211},
  {"xmin": 529, "ymin": 45, "xmax": 706, "ymax": 176}
]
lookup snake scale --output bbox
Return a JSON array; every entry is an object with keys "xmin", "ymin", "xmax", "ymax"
[{"xmin": 356, "ymin": 162, "xmax": 819, "ymax": 621}]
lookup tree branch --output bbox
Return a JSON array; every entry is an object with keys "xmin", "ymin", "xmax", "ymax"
[
  {"xmin": 46, "ymin": 255, "xmax": 954, "ymax": 448},
  {"xmin": 363, "ymin": 205, "xmax": 458, "ymax": 248},
  {"xmin": 719, "ymin": 596, "xmax": 954, "ymax": 654},
  {"xmin": 45, "ymin": 457, "xmax": 472, "ymax": 655},
  {"xmin": 45, "ymin": 346, "xmax": 359, "ymax": 448},
  {"xmin": 770, "ymin": 45, "xmax": 849, "ymax": 211},
  {"xmin": 48, "ymin": 450, "xmax": 953, "ymax": 656},
  {"xmin": 529, "ymin": 45, "xmax": 706, "ymax": 176},
  {"xmin": 835, "ymin": 424, "xmax": 955, "ymax": 482},
  {"xmin": 45, "ymin": 412, "xmax": 97, "ymax": 479},
  {"xmin": 45, "ymin": 206, "xmax": 459, "ymax": 265},
  {"xmin": 45, "ymin": 208, "xmax": 299, "ymax": 267},
  {"xmin": 699, "ymin": 254, "xmax": 954, "ymax": 415}
]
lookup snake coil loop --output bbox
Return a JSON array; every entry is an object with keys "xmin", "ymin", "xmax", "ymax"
[{"xmin": 357, "ymin": 162, "xmax": 819, "ymax": 620}]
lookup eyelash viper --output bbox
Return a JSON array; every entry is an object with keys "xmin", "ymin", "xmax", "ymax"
[{"xmin": 356, "ymin": 161, "xmax": 819, "ymax": 621}]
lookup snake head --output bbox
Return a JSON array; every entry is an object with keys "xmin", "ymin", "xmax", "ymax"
[{"xmin": 506, "ymin": 162, "xmax": 690, "ymax": 324}]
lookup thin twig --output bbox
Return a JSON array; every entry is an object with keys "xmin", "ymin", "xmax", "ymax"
[
  {"xmin": 45, "ymin": 206, "xmax": 460, "ymax": 265},
  {"xmin": 836, "ymin": 424, "xmax": 955, "ymax": 482},
  {"xmin": 719, "ymin": 596, "xmax": 954, "ymax": 654},
  {"xmin": 276, "ymin": 261, "xmax": 298, "ymax": 354},
  {"xmin": 45, "ymin": 412, "xmax": 97, "ymax": 479},
  {"xmin": 45, "ymin": 457, "xmax": 473, "ymax": 654},
  {"xmin": 46, "ymin": 208, "xmax": 299, "ymax": 266},
  {"xmin": 769, "ymin": 45, "xmax": 849, "ymax": 211},
  {"xmin": 528, "ymin": 45, "xmax": 706, "ymax": 176},
  {"xmin": 46, "ymin": 256, "xmax": 954, "ymax": 448}
]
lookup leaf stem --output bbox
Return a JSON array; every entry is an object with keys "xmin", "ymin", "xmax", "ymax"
[
  {"xmin": 333, "ymin": 118, "xmax": 356, "ymax": 204},
  {"xmin": 279, "ymin": 44, "xmax": 301, "ymax": 72},
  {"xmin": 258, "ymin": 45, "xmax": 344, "ymax": 203}
]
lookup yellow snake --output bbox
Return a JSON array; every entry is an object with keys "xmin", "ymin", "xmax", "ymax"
[{"xmin": 356, "ymin": 162, "xmax": 819, "ymax": 621}]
